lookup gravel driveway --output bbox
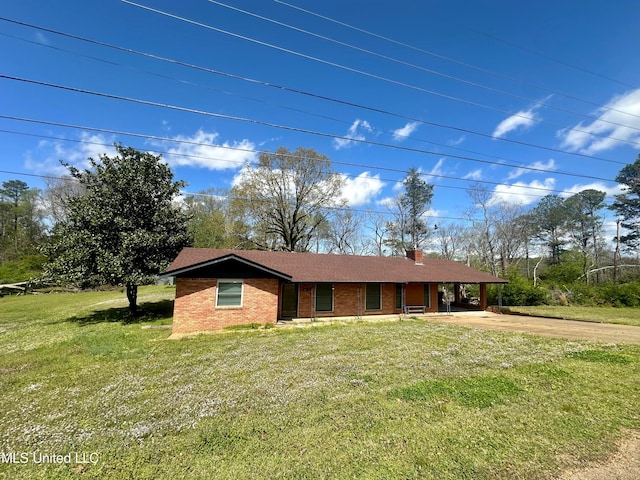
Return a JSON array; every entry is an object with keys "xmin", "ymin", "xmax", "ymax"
[{"xmin": 425, "ymin": 311, "xmax": 640, "ymax": 344}]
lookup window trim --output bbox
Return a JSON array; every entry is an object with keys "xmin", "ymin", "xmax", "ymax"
[
  {"xmin": 365, "ymin": 283, "xmax": 382, "ymax": 311},
  {"xmin": 216, "ymin": 279, "xmax": 244, "ymax": 308}
]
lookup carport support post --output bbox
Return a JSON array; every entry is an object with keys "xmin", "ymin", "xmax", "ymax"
[{"xmin": 479, "ymin": 284, "xmax": 487, "ymax": 310}]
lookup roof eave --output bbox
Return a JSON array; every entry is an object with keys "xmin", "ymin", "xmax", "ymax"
[{"xmin": 162, "ymin": 253, "xmax": 293, "ymax": 281}]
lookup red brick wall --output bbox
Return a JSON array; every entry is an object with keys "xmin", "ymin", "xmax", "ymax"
[
  {"xmin": 403, "ymin": 283, "xmax": 438, "ymax": 313},
  {"xmin": 297, "ymin": 283, "xmax": 406, "ymax": 318},
  {"xmin": 172, "ymin": 277, "xmax": 279, "ymax": 333}
]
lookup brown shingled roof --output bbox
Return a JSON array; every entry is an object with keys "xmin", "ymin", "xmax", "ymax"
[{"xmin": 165, "ymin": 248, "xmax": 507, "ymax": 284}]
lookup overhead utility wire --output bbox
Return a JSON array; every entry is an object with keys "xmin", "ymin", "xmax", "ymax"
[
  {"xmin": 0, "ymin": 118, "xmax": 615, "ymax": 189},
  {"xmin": 122, "ymin": 0, "xmax": 640, "ymax": 150},
  {"xmin": 0, "ymin": 17, "xmax": 626, "ymax": 166},
  {"xmin": 0, "ymin": 30, "xmax": 551, "ymax": 171},
  {"xmin": 0, "ymin": 121, "xmax": 595, "ymax": 199},
  {"xmin": 3, "ymin": 125, "xmax": 614, "ymax": 205},
  {"xmin": 0, "ymin": 166, "xmax": 616, "ymax": 223},
  {"xmin": 0, "ymin": 30, "xmax": 618, "ymax": 179},
  {"xmin": 210, "ymin": 0, "xmax": 640, "ymax": 131},
  {"xmin": 0, "ymin": 166, "xmax": 478, "ymax": 223},
  {"xmin": 274, "ymin": 0, "xmax": 639, "ymax": 117},
  {"xmin": 444, "ymin": 16, "xmax": 637, "ymax": 90},
  {"xmin": 0, "ymin": 78, "xmax": 619, "ymax": 188}
]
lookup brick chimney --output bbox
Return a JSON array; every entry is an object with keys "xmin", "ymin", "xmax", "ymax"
[{"xmin": 406, "ymin": 249, "xmax": 423, "ymax": 265}]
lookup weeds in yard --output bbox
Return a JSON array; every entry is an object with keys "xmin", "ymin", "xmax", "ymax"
[{"xmin": 1, "ymin": 288, "xmax": 639, "ymax": 479}]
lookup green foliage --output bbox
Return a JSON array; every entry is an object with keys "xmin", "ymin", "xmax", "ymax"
[
  {"xmin": 400, "ymin": 167, "xmax": 434, "ymax": 249},
  {"xmin": 0, "ymin": 254, "xmax": 47, "ymax": 283},
  {"xmin": 610, "ymin": 153, "xmax": 640, "ymax": 252},
  {"xmin": 531, "ymin": 195, "xmax": 568, "ymax": 264},
  {"xmin": 596, "ymin": 282, "xmax": 640, "ymax": 307},
  {"xmin": 0, "ymin": 179, "xmax": 45, "ymax": 261},
  {"xmin": 42, "ymin": 145, "xmax": 191, "ymax": 314},
  {"xmin": 543, "ymin": 259, "xmax": 584, "ymax": 285},
  {"xmin": 488, "ymin": 271, "xmax": 546, "ymax": 306},
  {"xmin": 502, "ymin": 275, "xmax": 547, "ymax": 306}
]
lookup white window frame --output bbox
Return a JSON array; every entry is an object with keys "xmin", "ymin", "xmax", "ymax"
[{"xmin": 216, "ymin": 279, "xmax": 244, "ymax": 308}]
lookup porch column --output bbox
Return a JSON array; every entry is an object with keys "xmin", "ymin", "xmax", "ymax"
[
  {"xmin": 454, "ymin": 283, "xmax": 462, "ymax": 305},
  {"xmin": 479, "ymin": 283, "xmax": 488, "ymax": 310}
]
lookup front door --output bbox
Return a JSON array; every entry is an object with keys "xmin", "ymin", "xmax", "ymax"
[{"xmin": 281, "ymin": 283, "xmax": 298, "ymax": 318}]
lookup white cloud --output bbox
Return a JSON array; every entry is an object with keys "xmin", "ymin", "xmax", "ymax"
[
  {"xmin": 376, "ymin": 196, "xmax": 395, "ymax": 208},
  {"xmin": 333, "ymin": 119, "xmax": 373, "ymax": 150},
  {"xmin": 463, "ymin": 168, "xmax": 483, "ymax": 180},
  {"xmin": 25, "ymin": 132, "xmax": 118, "ymax": 175},
  {"xmin": 392, "ymin": 121, "xmax": 419, "ymax": 142},
  {"xmin": 340, "ymin": 172, "xmax": 385, "ymax": 206},
  {"xmin": 447, "ymin": 135, "xmax": 466, "ymax": 147},
  {"xmin": 506, "ymin": 158, "xmax": 557, "ymax": 181},
  {"xmin": 559, "ymin": 181, "xmax": 623, "ymax": 198},
  {"xmin": 427, "ymin": 158, "xmax": 446, "ymax": 178},
  {"xmin": 558, "ymin": 88, "xmax": 640, "ymax": 154},
  {"xmin": 34, "ymin": 32, "xmax": 50, "ymax": 45},
  {"xmin": 163, "ymin": 129, "xmax": 256, "ymax": 170},
  {"xmin": 490, "ymin": 178, "xmax": 556, "ymax": 206},
  {"xmin": 493, "ymin": 106, "xmax": 540, "ymax": 138}
]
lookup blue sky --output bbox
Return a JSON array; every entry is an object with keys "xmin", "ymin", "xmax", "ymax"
[{"xmin": 2, "ymin": 0, "xmax": 640, "ymax": 234}]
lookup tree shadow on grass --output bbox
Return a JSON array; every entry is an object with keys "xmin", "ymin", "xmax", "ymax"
[{"xmin": 68, "ymin": 299, "xmax": 174, "ymax": 326}]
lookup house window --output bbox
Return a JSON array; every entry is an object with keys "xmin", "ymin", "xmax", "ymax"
[
  {"xmin": 423, "ymin": 284, "xmax": 431, "ymax": 308},
  {"xmin": 216, "ymin": 279, "xmax": 243, "ymax": 307},
  {"xmin": 366, "ymin": 283, "xmax": 382, "ymax": 311},
  {"xmin": 315, "ymin": 283, "xmax": 333, "ymax": 312},
  {"xmin": 395, "ymin": 284, "xmax": 403, "ymax": 309}
]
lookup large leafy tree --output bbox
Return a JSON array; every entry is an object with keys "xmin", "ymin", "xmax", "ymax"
[
  {"xmin": 43, "ymin": 145, "xmax": 191, "ymax": 315},
  {"xmin": 231, "ymin": 146, "xmax": 345, "ymax": 252},
  {"xmin": 610, "ymin": 154, "xmax": 640, "ymax": 253},
  {"xmin": 183, "ymin": 187, "xmax": 250, "ymax": 250}
]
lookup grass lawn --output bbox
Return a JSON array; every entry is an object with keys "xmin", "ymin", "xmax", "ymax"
[
  {"xmin": 1, "ymin": 287, "xmax": 639, "ymax": 479},
  {"xmin": 506, "ymin": 305, "xmax": 640, "ymax": 327}
]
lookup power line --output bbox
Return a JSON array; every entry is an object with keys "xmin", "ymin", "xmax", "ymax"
[
  {"xmin": 0, "ymin": 16, "xmax": 628, "ymax": 166},
  {"xmin": 273, "ymin": 0, "xmax": 639, "ymax": 118},
  {"xmin": 0, "ymin": 82, "xmax": 619, "ymax": 187},
  {"xmin": 0, "ymin": 168, "xmax": 614, "ymax": 226},
  {"xmin": 0, "ymin": 120, "xmax": 620, "ymax": 205},
  {"xmin": 121, "ymin": 0, "xmax": 640, "ymax": 150},
  {"xmin": 209, "ymin": 0, "xmax": 640, "ymax": 132},
  {"xmin": 0, "ymin": 125, "xmax": 568, "ymax": 199},
  {"xmin": 441, "ymin": 14, "xmax": 637, "ymax": 90}
]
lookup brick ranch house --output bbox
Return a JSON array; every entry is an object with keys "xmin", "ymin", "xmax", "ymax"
[{"xmin": 163, "ymin": 248, "xmax": 507, "ymax": 334}]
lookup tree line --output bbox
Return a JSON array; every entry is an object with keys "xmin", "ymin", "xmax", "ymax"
[{"xmin": 1, "ymin": 145, "xmax": 639, "ymax": 313}]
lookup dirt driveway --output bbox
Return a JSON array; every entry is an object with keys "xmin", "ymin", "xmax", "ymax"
[{"xmin": 425, "ymin": 311, "xmax": 640, "ymax": 344}]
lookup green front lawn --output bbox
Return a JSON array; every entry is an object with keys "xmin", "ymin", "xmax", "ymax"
[
  {"xmin": 1, "ymin": 288, "xmax": 639, "ymax": 479},
  {"xmin": 506, "ymin": 305, "xmax": 640, "ymax": 326}
]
